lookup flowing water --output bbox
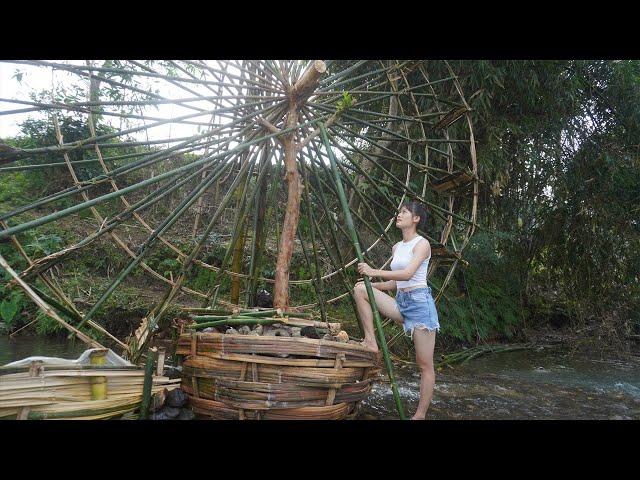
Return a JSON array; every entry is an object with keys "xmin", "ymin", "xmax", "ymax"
[
  {"xmin": 359, "ymin": 346, "xmax": 640, "ymax": 420},
  {"xmin": 2, "ymin": 337, "xmax": 639, "ymax": 419}
]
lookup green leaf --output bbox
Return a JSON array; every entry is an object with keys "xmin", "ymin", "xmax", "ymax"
[{"xmin": 1, "ymin": 299, "xmax": 19, "ymax": 324}]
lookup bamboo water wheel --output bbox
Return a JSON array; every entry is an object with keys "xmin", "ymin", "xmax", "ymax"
[{"xmin": 0, "ymin": 60, "xmax": 478, "ymax": 419}]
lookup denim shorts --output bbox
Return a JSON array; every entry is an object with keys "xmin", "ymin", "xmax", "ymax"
[{"xmin": 395, "ymin": 287, "xmax": 440, "ymax": 338}]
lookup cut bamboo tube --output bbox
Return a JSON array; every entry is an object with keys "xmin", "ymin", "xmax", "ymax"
[{"xmin": 89, "ymin": 350, "xmax": 108, "ymax": 401}]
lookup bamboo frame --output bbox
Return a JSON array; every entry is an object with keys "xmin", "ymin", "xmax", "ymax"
[{"xmin": 0, "ymin": 60, "xmax": 479, "ymax": 418}]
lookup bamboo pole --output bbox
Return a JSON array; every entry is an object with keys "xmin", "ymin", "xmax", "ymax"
[
  {"xmin": 305, "ymin": 146, "xmax": 364, "ymax": 334},
  {"xmin": 246, "ymin": 146, "xmax": 272, "ymax": 307},
  {"xmin": 320, "ymin": 124, "xmax": 405, "ymax": 420},
  {"xmin": 0, "ymin": 254, "xmax": 102, "ymax": 348},
  {"xmin": 138, "ymin": 348, "xmax": 157, "ymax": 420},
  {"xmin": 0, "ymin": 98, "xmax": 283, "ymax": 223},
  {"xmin": 199, "ymin": 147, "xmax": 268, "ymax": 308},
  {"xmin": 300, "ymin": 167, "xmax": 328, "ymax": 325},
  {"xmin": 0, "ymin": 108, "xmax": 325, "ymax": 240}
]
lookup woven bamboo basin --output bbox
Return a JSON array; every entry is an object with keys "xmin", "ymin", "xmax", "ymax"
[{"xmin": 176, "ymin": 332, "xmax": 381, "ymax": 420}]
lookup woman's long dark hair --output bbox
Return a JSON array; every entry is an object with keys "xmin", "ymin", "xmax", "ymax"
[{"xmin": 401, "ymin": 200, "xmax": 428, "ymax": 232}]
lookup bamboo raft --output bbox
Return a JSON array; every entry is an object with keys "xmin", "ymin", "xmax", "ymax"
[
  {"xmin": 0, "ymin": 354, "xmax": 180, "ymax": 420},
  {"xmin": 176, "ymin": 332, "xmax": 381, "ymax": 420}
]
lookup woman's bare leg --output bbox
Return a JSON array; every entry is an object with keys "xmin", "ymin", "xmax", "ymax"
[
  {"xmin": 353, "ymin": 283, "xmax": 403, "ymax": 352},
  {"xmin": 412, "ymin": 329, "xmax": 436, "ymax": 419}
]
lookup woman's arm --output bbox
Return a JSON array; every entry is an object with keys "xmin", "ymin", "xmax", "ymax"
[
  {"xmin": 364, "ymin": 280, "xmax": 396, "ymax": 291},
  {"xmin": 358, "ymin": 240, "xmax": 430, "ymax": 281}
]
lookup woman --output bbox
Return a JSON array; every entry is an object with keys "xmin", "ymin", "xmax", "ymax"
[{"xmin": 354, "ymin": 200, "xmax": 439, "ymax": 420}]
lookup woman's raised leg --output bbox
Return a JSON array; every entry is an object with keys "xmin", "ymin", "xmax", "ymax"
[{"xmin": 353, "ymin": 283, "xmax": 403, "ymax": 352}]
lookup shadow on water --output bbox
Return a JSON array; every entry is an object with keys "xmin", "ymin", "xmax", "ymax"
[
  {"xmin": 359, "ymin": 347, "xmax": 640, "ymax": 420},
  {"xmin": 3, "ymin": 336, "xmax": 639, "ymax": 420}
]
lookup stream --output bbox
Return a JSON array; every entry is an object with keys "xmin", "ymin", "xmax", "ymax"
[
  {"xmin": 2, "ymin": 337, "xmax": 639, "ymax": 419},
  {"xmin": 360, "ymin": 346, "xmax": 640, "ymax": 420}
]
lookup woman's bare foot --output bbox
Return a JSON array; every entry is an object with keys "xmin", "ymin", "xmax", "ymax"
[
  {"xmin": 360, "ymin": 340, "xmax": 379, "ymax": 352},
  {"xmin": 411, "ymin": 413, "xmax": 426, "ymax": 420}
]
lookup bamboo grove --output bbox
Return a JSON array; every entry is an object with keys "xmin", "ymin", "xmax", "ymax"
[{"xmin": 0, "ymin": 60, "xmax": 479, "ymax": 364}]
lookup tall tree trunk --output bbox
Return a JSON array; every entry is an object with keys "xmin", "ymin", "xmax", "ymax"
[
  {"xmin": 273, "ymin": 107, "xmax": 302, "ymax": 309},
  {"xmin": 273, "ymin": 61, "xmax": 326, "ymax": 310}
]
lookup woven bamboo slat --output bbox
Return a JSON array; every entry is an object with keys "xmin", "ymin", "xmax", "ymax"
[
  {"xmin": 178, "ymin": 332, "xmax": 380, "ymax": 420},
  {"xmin": 189, "ymin": 395, "xmax": 352, "ymax": 420},
  {"xmin": 0, "ymin": 365, "xmax": 179, "ymax": 420},
  {"xmin": 176, "ymin": 332, "xmax": 379, "ymax": 362}
]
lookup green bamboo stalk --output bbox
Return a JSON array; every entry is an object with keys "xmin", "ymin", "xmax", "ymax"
[
  {"xmin": 305, "ymin": 145, "xmax": 364, "ymax": 334},
  {"xmin": 192, "ymin": 309, "xmax": 313, "ymax": 320},
  {"xmin": 138, "ymin": 348, "xmax": 157, "ymax": 420},
  {"xmin": 188, "ymin": 317, "xmax": 285, "ymax": 330},
  {"xmin": 201, "ymin": 148, "xmax": 264, "ymax": 307},
  {"xmin": 320, "ymin": 123, "xmax": 405, "ymax": 420},
  {"xmin": 300, "ymin": 166, "xmax": 328, "ymax": 325},
  {"xmin": 0, "ymin": 128, "xmax": 239, "ymax": 222},
  {"xmin": 0, "ymin": 92, "xmax": 283, "ymax": 111},
  {"xmin": 228, "ymin": 156, "xmax": 252, "ymax": 306},
  {"xmin": 298, "ymin": 108, "xmax": 399, "ymax": 219},
  {"xmin": 303, "ymin": 146, "xmax": 399, "ymax": 225},
  {"xmin": 246, "ymin": 145, "xmax": 272, "ymax": 307}
]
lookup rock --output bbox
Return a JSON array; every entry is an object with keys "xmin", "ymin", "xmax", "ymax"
[
  {"xmin": 150, "ymin": 411, "xmax": 173, "ymax": 420},
  {"xmin": 177, "ymin": 408, "xmax": 196, "ymax": 420},
  {"xmin": 329, "ymin": 324, "xmax": 341, "ymax": 336},
  {"xmin": 163, "ymin": 365, "xmax": 182, "ymax": 379},
  {"xmin": 166, "ymin": 388, "xmax": 189, "ymax": 408},
  {"xmin": 238, "ymin": 325, "xmax": 251, "ymax": 335},
  {"xmin": 262, "ymin": 326, "xmax": 275, "ymax": 336},
  {"xmin": 150, "ymin": 388, "xmax": 168, "ymax": 412},
  {"xmin": 226, "ymin": 327, "xmax": 239, "ymax": 335},
  {"xmin": 252, "ymin": 324, "xmax": 263, "ymax": 335},
  {"xmin": 256, "ymin": 289, "xmax": 273, "ymax": 308},
  {"xmin": 291, "ymin": 327, "xmax": 301, "ymax": 337},
  {"xmin": 335, "ymin": 330, "xmax": 349, "ymax": 343},
  {"xmin": 301, "ymin": 326, "xmax": 320, "ymax": 339},
  {"xmin": 161, "ymin": 406, "xmax": 181, "ymax": 419},
  {"xmin": 322, "ymin": 333, "xmax": 333, "ymax": 341},
  {"xmin": 202, "ymin": 327, "xmax": 215, "ymax": 333},
  {"xmin": 273, "ymin": 328, "xmax": 291, "ymax": 337}
]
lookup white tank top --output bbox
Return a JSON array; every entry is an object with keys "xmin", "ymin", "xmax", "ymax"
[{"xmin": 390, "ymin": 235, "xmax": 429, "ymax": 289}]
